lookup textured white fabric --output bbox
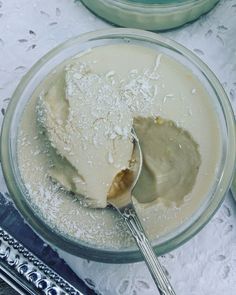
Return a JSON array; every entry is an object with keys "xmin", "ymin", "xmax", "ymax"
[{"xmin": 0, "ymin": 0, "xmax": 236, "ymax": 294}]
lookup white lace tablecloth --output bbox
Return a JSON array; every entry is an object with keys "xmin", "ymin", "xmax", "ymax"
[{"xmin": 0, "ymin": 1, "xmax": 236, "ymax": 294}]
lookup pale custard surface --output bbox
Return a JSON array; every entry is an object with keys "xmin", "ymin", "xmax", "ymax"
[
  {"xmin": 17, "ymin": 44, "xmax": 221, "ymax": 249},
  {"xmin": 36, "ymin": 61, "xmax": 134, "ymax": 208}
]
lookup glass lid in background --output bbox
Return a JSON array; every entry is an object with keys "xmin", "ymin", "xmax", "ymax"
[{"xmin": 80, "ymin": 0, "xmax": 220, "ymax": 30}]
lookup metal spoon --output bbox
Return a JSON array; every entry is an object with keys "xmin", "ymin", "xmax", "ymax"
[{"xmin": 108, "ymin": 129, "xmax": 176, "ymax": 295}]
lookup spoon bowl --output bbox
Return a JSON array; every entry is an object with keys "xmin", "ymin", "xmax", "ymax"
[{"xmin": 108, "ymin": 129, "xmax": 143, "ymax": 210}]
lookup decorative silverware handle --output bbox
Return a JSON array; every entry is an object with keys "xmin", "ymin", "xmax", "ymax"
[
  {"xmin": 0, "ymin": 227, "xmax": 83, "ymax": 295},
  {"xmin": 122, "ymin": 207, "xmax": 176, "ymax": 295}
]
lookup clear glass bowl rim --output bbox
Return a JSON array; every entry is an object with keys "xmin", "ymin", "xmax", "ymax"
[
  {"xmin": 83, "ymin": 0, "xmax": 216, "ymax": 9},
  {"xmin": 1, "ymin": 28, "xmax": 235, "ymax": 263}
]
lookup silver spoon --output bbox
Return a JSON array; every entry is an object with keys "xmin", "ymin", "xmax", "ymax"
[{"xmin": 108, "ymin": 130, "xmax": 176, "ymax": 295}]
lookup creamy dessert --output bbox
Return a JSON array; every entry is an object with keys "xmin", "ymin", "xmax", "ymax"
[
  {"xmin": 36, "ymin": 60, "xmax": 134, "ymax": 208},
  {"xmin": 17, "ymin": 44, "xmax": 221, "ymax": 248}
]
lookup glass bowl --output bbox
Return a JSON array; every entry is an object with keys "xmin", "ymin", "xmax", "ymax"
[
  {"xmin": 1, "ymin": 29, "xmax": 235, "ymax": 263},
  {"xmin": 81, "ymin": 0, "xmax": 219, "ymax": 31},
  {"xmin": 231, "ymin": 173, "xmax": 236, "ymax": 201}
]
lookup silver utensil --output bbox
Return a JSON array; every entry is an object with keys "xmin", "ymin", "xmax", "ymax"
[
  {"xmin": 0, "ymin": 226, "xmax": 84, "ymax": 295},
  {"xmin": 108, "ymin": 130, "xmax": 176, "ymax": 295}
]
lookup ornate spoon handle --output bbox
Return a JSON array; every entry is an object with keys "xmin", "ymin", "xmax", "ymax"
[{"xmin": 122, "ymin": 206, "xmax": 176, "ymax": 295}]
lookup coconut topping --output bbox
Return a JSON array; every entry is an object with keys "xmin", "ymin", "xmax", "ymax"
[{"xmin": 36, "ymin": 55, "xmax": 162, "ymax": 207}]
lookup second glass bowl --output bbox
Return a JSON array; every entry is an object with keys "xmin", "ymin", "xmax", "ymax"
[{"xmin": 81, "ymin": 0, "xmax": 220, "ymax": 30}]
